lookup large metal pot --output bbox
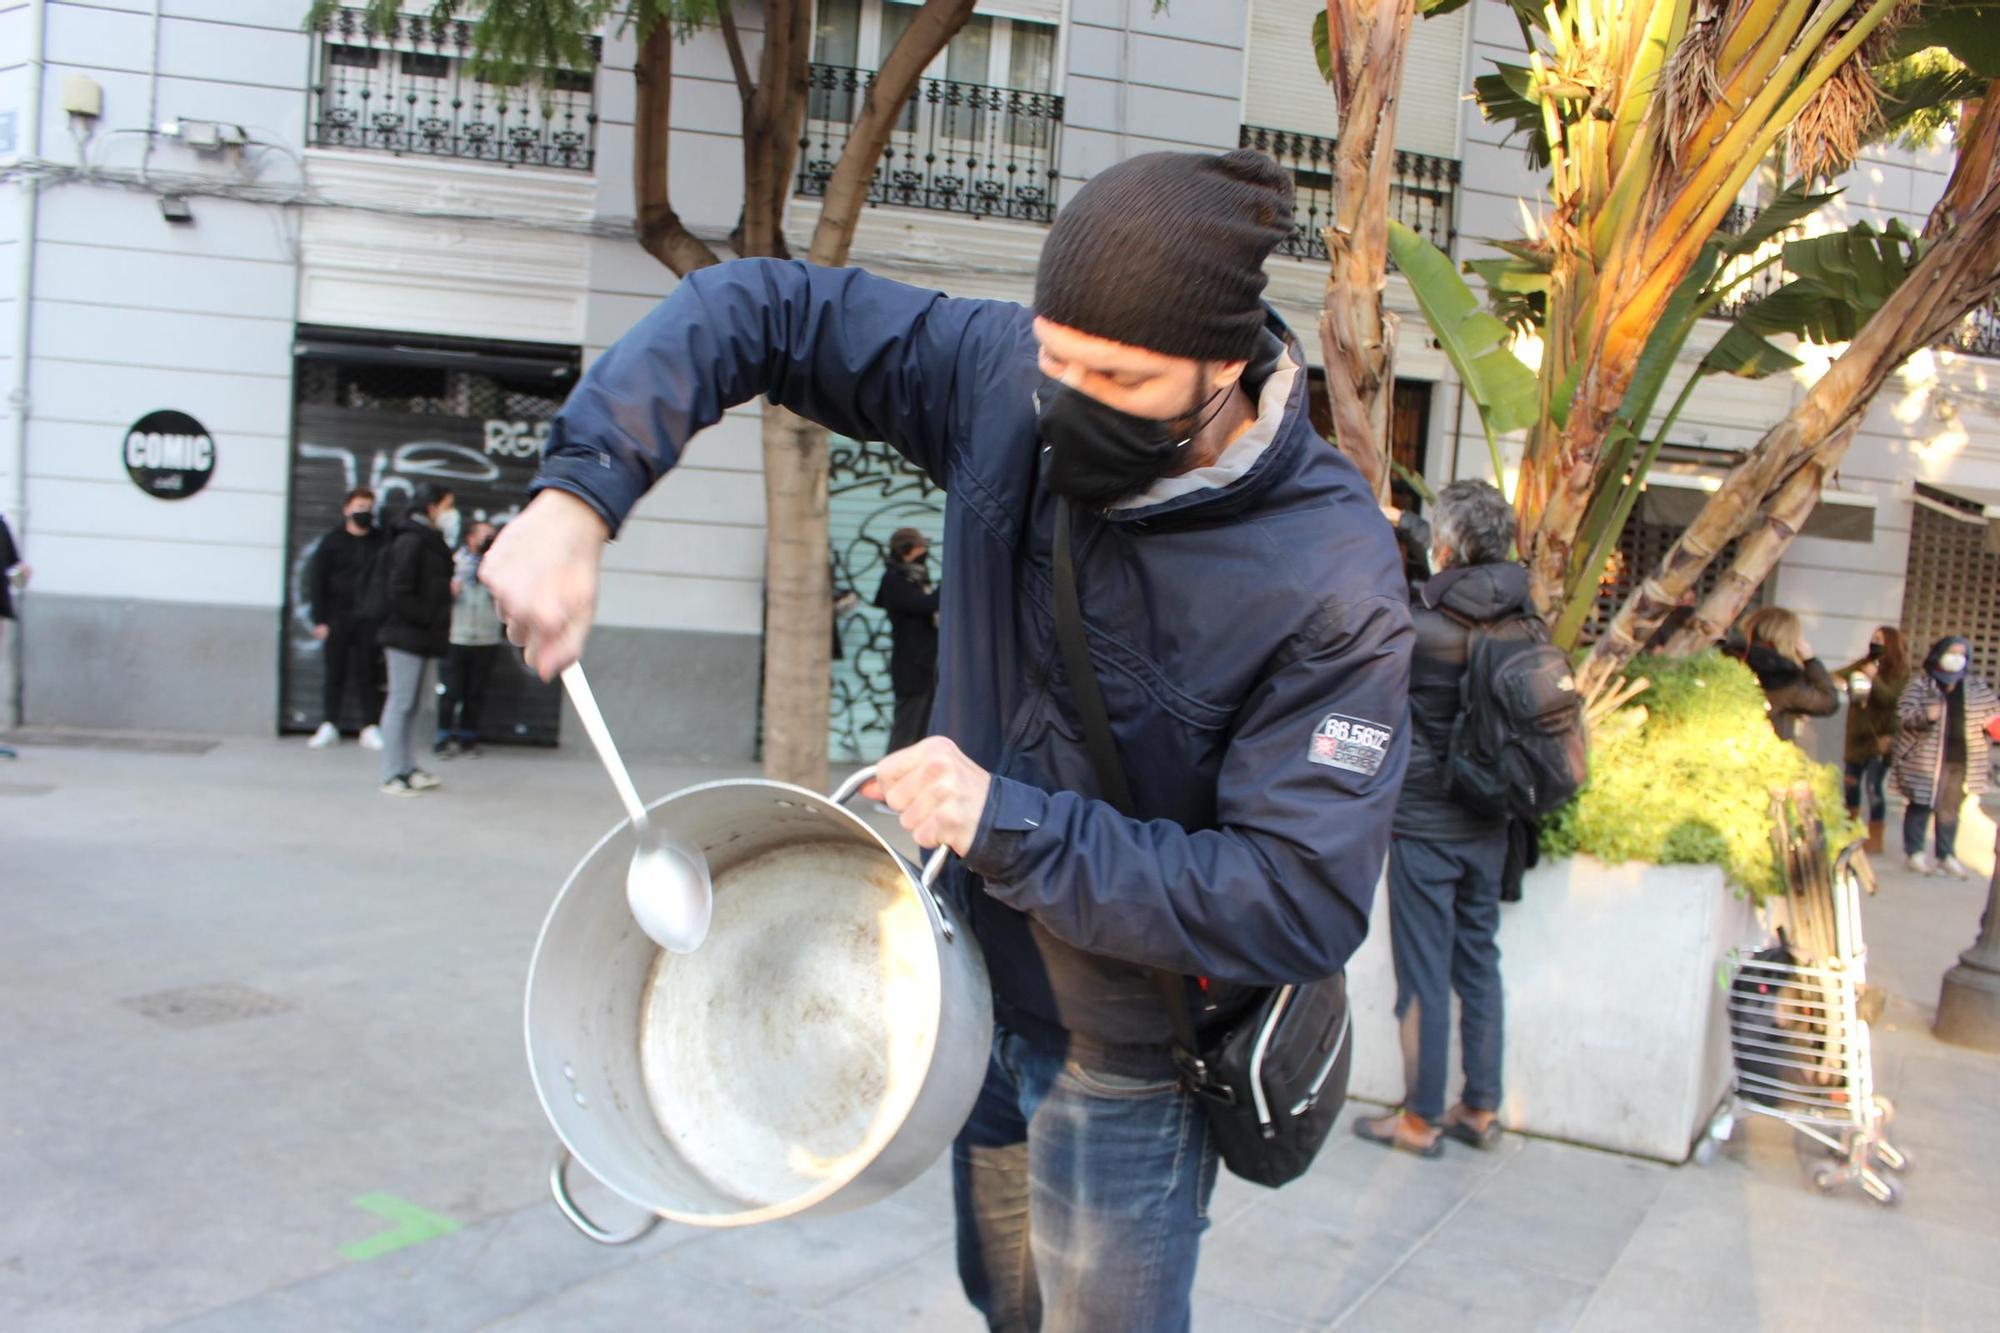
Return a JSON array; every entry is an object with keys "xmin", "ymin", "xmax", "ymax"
[{"xmin": 525, "ymin": 768, "xmax": 992, "ymax": 1240}]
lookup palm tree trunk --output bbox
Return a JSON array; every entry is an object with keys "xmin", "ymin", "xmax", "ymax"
[
  {"xmin": 1582, "ymin": 91, "xmax": 2000, "ymax": 690},
  {"xmin": 1318, "ymin": 0, "xmax": 1416, "ymax": 501}
]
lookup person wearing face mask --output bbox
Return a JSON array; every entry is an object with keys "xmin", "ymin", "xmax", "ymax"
[
  {"xmin": 1730, "ymin": 606, "xmax": 1839, "ymax": 743},
  {"xmin": 1836, "ymin": 626, "xmax": 1908, "ymax": 854},
  {"xmin": 874, "ymin": 527, "xmax": 941, "ymax": 759},
  {"xmin": 305, "ymin": 487, "xmax": 386, "ymax": 751},
  {"xmin": 478, "ymin": 149, "xmax": 1411, "ymax": 1330},
  {"xmin": 436, "ymin": 519, "xmax": 503, "ymax": 759},
  {"xmin": 374, "ymin": 483, "xmax": 458, "ymax": 796},
  {"xmin": 1893, "ymin": 636, "xmax": 2000, "ymax": 877}
]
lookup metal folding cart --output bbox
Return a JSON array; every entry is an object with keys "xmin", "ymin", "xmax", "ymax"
[{"xmin": 1699, "ymin": 792, "xmax": 1908, "ymax": 1205}]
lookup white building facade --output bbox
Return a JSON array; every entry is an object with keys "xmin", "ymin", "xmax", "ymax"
[{"xmin": 3, "ymin": 0, "xmax": 1996, "ymax": 759}]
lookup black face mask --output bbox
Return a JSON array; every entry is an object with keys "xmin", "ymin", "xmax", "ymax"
[
  {"xmin": 1866, "ymin": 641, "xmax": 1885, "ymax": 661},
  {"xmin": 348, "ymin": 509, "xmax": 375, "ymax": 531},
  {"xmin": 1035, "ymin": 378, "xmax": 1229, "ymax": 504}
]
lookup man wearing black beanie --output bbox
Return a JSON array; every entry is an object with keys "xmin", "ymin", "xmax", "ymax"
[{"xmin": 485, "ymin": 149, "xmax": 1412, "ymax": 1332}]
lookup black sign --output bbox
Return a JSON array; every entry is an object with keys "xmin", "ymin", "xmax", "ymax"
[{"xmin": 124, "ymin": 411, "xmax": 216, "ymax": 499}]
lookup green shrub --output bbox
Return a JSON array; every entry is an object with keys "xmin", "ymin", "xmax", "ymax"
[{"xmin": 1540, "ymin": 650, "xmax": 1858, "ymax": 899}]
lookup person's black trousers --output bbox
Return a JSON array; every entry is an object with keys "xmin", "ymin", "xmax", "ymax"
[
  {"xmin": 322, "ymin": 617, "xmax": 384, "ymax": 731},
  {"xmin": 438, "ymin": 642, "xmax": 501, "ymax": 743},
  {"xmin": 887, "ymin": 687, "xmax": 936, "ymax": 756}
]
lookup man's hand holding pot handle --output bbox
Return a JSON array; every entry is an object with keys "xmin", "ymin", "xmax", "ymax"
[{"xmin": 482, "ymin": 489, "xmax": 610, "ymax": 680}]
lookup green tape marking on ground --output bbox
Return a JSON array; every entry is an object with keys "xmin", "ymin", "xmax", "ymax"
[{"xmin": 340, "ymin": 1193, "xmax": 461, "ymax": 1262}]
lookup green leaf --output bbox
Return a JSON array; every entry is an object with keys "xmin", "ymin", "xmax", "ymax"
[
  {"xmin": 1616, "ymin": 248, "xmax": 1718, "ymax": 437},
  {"xmin": 1719, "ymin": 185, "xmax": 1840, "ymax": 257},
  {"xmin": 1475, "ymin": 65, "xmax": 1552, "ymax": 170},
  {"xmin": 1698, "ymin": 324, "xmax": 1805, "ymax": 378},
  {"xmin": 1389, "ymin": 220, "xmax": 1541, "ymax": 438},
  {"xmin": 1894, "ymin": 1, "xmax": 2000, "ymax": 78},
  {"xmin": 1874, "ymin": 57, "xmax": 1987, "ymax": 147},
  {"xmin": 1313, "ymin": 9, "xmax": 1332, "ymax": 85},
  {"xmin": 1418, "ymin": 0, "xmax": 1477, "ymax": 13}
]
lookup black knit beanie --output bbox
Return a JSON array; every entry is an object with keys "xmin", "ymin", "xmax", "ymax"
[{"xmin": 1034, "ymin": 149, "xmax": 1295, "ymax": 363}]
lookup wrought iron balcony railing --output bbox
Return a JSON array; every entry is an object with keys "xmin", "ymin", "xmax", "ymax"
[
  {"xmin": 797, "ymin": 64, "xmax": 1064, "ymax": 224},
  {"xmin": 1238, "ymin": 125, "xmax": 1458, "ymax": 262},
  {"xmin": 308, "ymin": 8, "xmax": 598, "ymax": 171}
]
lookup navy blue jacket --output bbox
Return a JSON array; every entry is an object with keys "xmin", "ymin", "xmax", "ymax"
[{"xmin": 535, "ymin": 260, "xmax": 1412, "ymax": 1071}]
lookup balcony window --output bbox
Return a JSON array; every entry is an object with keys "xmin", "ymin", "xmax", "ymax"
[
  {"xmin": 308, "ymin": 7, "xmax": 599, "ymax": 172},
  {"xmin": 1239, "ymin": 125, "xmax": 1458, "ymax": 263},
  {"xmin": 800, "ymin": 1, "xmax": 1064, "ymax": 223}
]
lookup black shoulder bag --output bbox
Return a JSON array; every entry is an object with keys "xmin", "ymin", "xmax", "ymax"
[{"xmin": 1049, "ymin": 497, "xmax": 1352, "ymax": 1189}]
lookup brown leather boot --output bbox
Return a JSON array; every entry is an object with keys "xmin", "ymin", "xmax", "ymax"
[{"xmin": 1865, "ymin": 820, "xmax": 1885, "ymax": 855}]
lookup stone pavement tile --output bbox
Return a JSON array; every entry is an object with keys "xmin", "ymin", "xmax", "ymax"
[
  {"xmin": 1813, "ymin": 1282, "xmax": 1923, "ymax": 1333},
  {"xmin": 1196, "ymin": 1222, "xmax": 1410, "ymax": 1326},
  {"xmin": 1190, "ymin": 1288, "xmax": 1313, "ymax": 1333},
  {"xmin": 1569, "ymin": 1260, "xmax": 1776, "ymax": 1333},
  {"xmin": 480, "ymin": 1251, "xmax": 813, "ymax": 1333},
  {"xmin": 1423, "ymin": 1145, "xmax": 1668, "ymax": 1286},
  {"xmin": 1253, "ymin": 1130, "xmax": 1523, "ymax": 1247},
  {"xmin": 816, "ymin": 1252, "xmax": 982, "ymax": 1332},
  {"xmin": 666, "ymin": 1194, "xmax": 953, "ymax": 1310},
  {"xmin": 1365, "ymin": 1240, "xmax": 1594, "ymax": 1329},
  {"xmin": 1923, "ymin": 1274, "xmax": 2000, "ymax": 1333}
]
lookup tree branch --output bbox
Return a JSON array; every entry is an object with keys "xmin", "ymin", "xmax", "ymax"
[
  {"xmin": 717, "ymin": 3, "xmax": 754, "ymax": 106},
  {"xmin": 633, "ymin": 16, "xmax": 721, "ymax": 275}
]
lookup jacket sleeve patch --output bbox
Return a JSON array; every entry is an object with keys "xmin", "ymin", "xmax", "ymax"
[{"xmin": 1309, "ymin": 713, "xmax": 1394, "ymax": 776}]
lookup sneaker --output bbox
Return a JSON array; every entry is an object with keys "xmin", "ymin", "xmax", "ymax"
[
  {"xmin": 380, "ymin": 775, "xmax": 418, "ymax": 798},
  {"xmin": 459, "ymin": 740, "xmax": 484, "ymax": 758},
  {"xmin": 307, "ymin": 722, "xmax": 340, "ymax": 749},
  {"xmin": 1906, "ymin": 852, "xmax": 1933, "ymax": 876},
  {"xmin": 358, "ymin": 725, "xmax": 384, "ymax": 751},
  {"xmin": 433, "ymin": 738, "xmax": 461, "ymax": 760},
  {"xmin": 406, "ymin": 769, "xmax": 442, "ymax": 791},
  {"xmin": 1938, "ymin": 855, "xmax": 1974, "ymax": 880}
]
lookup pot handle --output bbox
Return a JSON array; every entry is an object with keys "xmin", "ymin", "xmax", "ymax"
[
  {"xmin": 549, "ymin": 1145, "xmax": 661, "ymax": 1246},
  {"xmin": 830, "ymin": 766, "xmax": 957, "ymax": 943}
]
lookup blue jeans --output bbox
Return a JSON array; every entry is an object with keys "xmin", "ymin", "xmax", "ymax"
[
  {"xmin": 953, "ymin": 1027, "xmax": 1218, "ymax": 1333},
  {"xmin": 1387, "ymin": 833, "xmax": 1506, "ymax": 1124},
  {"xmin": 1843, "ymin": 757, "xmax": 1888, "ymax": 822},
  {"xmin": 1903, "ymin": 762, "xmax": 1966, "ymax": 859}
]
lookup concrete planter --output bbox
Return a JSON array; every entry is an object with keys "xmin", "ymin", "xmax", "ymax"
[{"xmin": 1346, "ymin": 855, "xmax": 1758, "ymax": 1163}]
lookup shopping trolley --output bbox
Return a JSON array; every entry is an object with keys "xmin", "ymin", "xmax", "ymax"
[{"xmin": 1698, "ymin": 792, "xmax": 1908, "ymax": 1206}]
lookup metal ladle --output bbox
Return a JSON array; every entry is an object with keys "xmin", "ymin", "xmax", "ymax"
[{"xmin": 561, "ymin": 662, "xmax": 713, "ymax": 954}]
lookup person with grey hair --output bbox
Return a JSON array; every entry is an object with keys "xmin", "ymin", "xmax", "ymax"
[{"xmin": 1355, "ymin": 479, "xmax": 1531, "ymax": 1156}]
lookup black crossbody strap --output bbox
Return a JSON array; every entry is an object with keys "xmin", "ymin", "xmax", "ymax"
[{"xmin": 1049, "ymin": 497, "xmax": 1204, "ymax": 1059}]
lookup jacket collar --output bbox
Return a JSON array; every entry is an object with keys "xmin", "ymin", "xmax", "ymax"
[{"xmin": 1101, "ymin": 313, "xmax": 1310, "ymax": 525}]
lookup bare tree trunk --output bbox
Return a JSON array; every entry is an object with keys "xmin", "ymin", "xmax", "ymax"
[
  {"xmin": 758, "ymin": 405, "xmax": 835, "ymax": 787},
  {"xmin": 1317, "ymin": 0, "xmax": 1414, "ymax": 502},
  {"xmin": 634, "ymin": 21, "xmax": 722, "ymax": 274},
  {"xmin": 755, "ymin": 0, "xmax": 976, "ymax": 788},
  {"xmin": 1581, "ymin": 93, "xmax": 2000, "ymax": 691}
]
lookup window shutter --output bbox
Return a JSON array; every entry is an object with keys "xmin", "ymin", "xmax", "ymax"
[{"xmin": 1243, "ymin": 1, "xmax": 1466, "ymax": 159}]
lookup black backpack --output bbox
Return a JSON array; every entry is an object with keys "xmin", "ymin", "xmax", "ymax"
[
  {"xmin": 1443, "ymin": 611, "xmax": 1588, "ymax": 821},
  {"xmin": 355, "ymin": 536, "xmax": 396, "ymax": 624}
]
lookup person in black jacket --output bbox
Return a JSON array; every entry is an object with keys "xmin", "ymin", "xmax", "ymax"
[
  {"xmin": 305, "ymin": 488, "xmax": 385, "ymax": 750},
  {"xmin": 1355, "ymin": 480, "xmax": 1527, "ymax": 1157},
  {"xmin": 0, "ymin": 513, "xmax": 26, "ymax": 761},
  {"xmin": 874, "ymin": 527, "xmax": 940, "ymax": 756},
  {"xmin": 374, "ymin": 483, "xmax": 458, "ymax": 795},
  {"xmin": 1731, "ymin": 606, "xmax": 1839, "ymax": 743}
]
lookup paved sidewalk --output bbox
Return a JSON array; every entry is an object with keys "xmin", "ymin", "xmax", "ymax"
[{"xmin": 3, "ymin": 736, "xmax": 1997, "ymax": 1331}]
